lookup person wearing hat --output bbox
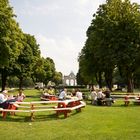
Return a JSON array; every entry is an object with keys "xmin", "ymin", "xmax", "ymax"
[{"xmin": 0, "ymin": 91, "xmax": 9, "ymax": 109}]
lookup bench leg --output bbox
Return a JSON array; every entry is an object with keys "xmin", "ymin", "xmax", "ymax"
[
  {"xmin": 76, "ymin": 108, "xmax": 81, "ymax": 112},
  {"xmin": 56, "ymin": 110, "xmax": 68, "ymax": 118},
  {"xmin": 2, "ymin": 112, "xmax": 7, "ymax": 119},
  {"xmin": 124, "ymin": 101, "xmax": 130, "ymax": 106}
]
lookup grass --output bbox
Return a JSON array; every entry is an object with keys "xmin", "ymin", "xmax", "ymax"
[{"xmin": 0, "ymin": 89, "xmax": 140, "ymax": 140}]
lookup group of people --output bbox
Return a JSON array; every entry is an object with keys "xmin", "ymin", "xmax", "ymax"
[
  {"xmin": 91, "ymin": 88, "xmax": 114, "ymax": 106},
  {"xmin": 58, "ymin": 88, "xmax": 83, "ymax": 100},
  {"xmin": 41, "ymin": 87, "xmax": 55, "ymax": 98},
  {"xmin": 41, "ymin": 87, "xmax": 115, "ymax": 106},
  {"xmin": 0, "ymin": 89, "xmax": 25, "ymax": 109}
]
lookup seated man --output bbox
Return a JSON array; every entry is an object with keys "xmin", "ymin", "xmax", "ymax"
[
  {"xmin": 0, "ymin": 92, "xmax": 9, "ymax": 109},
  {"xmin": 58, "ymin": 88, "xmax": 67, "ymax": 100},
  {"xmin": 103, "ymin": 88, "xmax": 115, "ymax": 106}
]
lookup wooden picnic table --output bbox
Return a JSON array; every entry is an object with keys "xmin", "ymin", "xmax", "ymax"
[
  {"xmin": 0, "ymin": 99, "xmax": 86, "ymax": 120},
  {"xmin": 41, "ymin": 94, "xmax": 58, "ymax": 101}
]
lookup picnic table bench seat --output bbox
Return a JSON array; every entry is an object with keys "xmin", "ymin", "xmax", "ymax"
[
  {"xmin": 101, "ymin": 98, "xmax": 114, "ymax": 106},
  {"xmin": 133, "ymin": 100, "xmax": 140, "ymax": 105},
  {"xmin": 0, "ymin": 99, "xmax": 86, "ymax": 120}
]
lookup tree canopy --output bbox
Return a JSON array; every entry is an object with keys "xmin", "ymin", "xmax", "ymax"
[
  {"xmin": 78, "ymin": 0, "xmax": 140, "ymax": 92},
  {"xmin": 0, "ymin": 0, "xmax": 62, "ymax": 90}
]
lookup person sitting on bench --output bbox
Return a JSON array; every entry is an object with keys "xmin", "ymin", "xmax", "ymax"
[
  {"xmin": 97, "ymin": 89, "xmax": 105, "ymax": 105},
  {"xmin": 0, "ymin": 91, "xmax": 10, "ymax": 109},
  {"xmin": 16, "ymin": 89, "xmax": 26, "ymax": 102},
  {"xmin": 58, "ymin": 88, "xmax": 67, "ymax": 100}
]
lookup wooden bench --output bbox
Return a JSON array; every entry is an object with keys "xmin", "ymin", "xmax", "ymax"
[
  {"xmin": 133, "ymin": 100, "xmax": 140, "ymax": 105},
  {"xmin": 41, "ymin": 94, "xmax": 58, "ymax": 101},
  {"xmin": 0, "ymin": 99, "xmax": 86, "ymax": 120},
  {"xmin": 123, "ymin": 99, "xmax": 140, "ymax": 106}
]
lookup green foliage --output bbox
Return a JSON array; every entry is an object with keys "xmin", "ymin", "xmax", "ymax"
[
  {"xmin": 78, "ymin": 0, "xmax": 140, "ymax": 92},
  {"xmin": 0, "ymin": 0, "xmax": 63, "ymax": 90},
  {"xmin": 52, "ymin": 71, "xmax": 63, "ymax": 85},
  {"xmin": 32, "ymin": 57, "xmax": 59, "ymax": 85},
  {"xmin": 0, "ymin": 0, "xmax": 24, "ymax": 91},
  {"xmin": 13, "ymin": 34, "xmax": 40, "ymax": 88},
  {"xmin": 0, "ymin": 0, "xmax": 23, "ymax": 67}
]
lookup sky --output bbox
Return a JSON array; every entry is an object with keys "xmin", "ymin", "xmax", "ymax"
[{"xmin": 9, "ymin": 0, "xmax": 140, "ymax": 76}]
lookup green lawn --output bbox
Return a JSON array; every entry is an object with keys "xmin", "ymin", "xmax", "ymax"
[{"xmin": 0, "ymin": 89, "xmax": 140, "ymax": 140}]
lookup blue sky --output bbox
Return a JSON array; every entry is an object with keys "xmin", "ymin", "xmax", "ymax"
[{"xmin": 9, "ymin": 0, "xmax": 140, "ymax": 76}]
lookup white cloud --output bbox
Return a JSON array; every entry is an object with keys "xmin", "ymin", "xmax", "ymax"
[
  {"xmin": 9, "ymin": 0, "xmax": 107, "ymax": 75},
  {"xmin": 20, "ymin": 2, "xmax": 60, "ymax": 16},
  {"xmin": 36, "ymin": 34, "xmax": 80, "ymax": 75}
]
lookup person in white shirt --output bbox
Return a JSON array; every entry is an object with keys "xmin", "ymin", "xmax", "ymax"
[
  {"xmin": 91, "ymin": 89, "xmax": 97, "ymax": 105},
  {"xmin": 97, "ymin": 89, "xmax": 105, "ymax": 105},
  {"xmin": 16, "ymin": 89, "xmax": 26, "ymax": 102},
  {"xmin": 58, "ymin": 88, "xmax": 67, "ymax": 100},
  {"xmin": 76, "ymin": 89, "xmax": 83, "ymax": 100},
  {"xmin": 0, "ymin": 92, "xmax": 9, "ymax": 109},
  {"xmin": 0, "ymin": 93, "xmax": 7, "ymax": 104}
]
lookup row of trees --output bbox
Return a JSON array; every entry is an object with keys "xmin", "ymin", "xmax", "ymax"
[
  {"xmin": 0, "ymin": 0, "xmax": 62, "ymax": 91},
  {"xmin": 77, "ymin": 0, "xmax": 140, "ymax": 92}
]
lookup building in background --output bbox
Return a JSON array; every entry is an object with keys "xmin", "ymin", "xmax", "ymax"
[{"xmin": 63, "ymin": 71, "xmax": 77, "ymax": 86}]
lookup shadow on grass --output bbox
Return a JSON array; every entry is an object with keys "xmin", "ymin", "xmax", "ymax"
[
  {"xmin": 86, "ymin": 101, "xmax": 140, "ymax": 108},
  {"xmin": 0, "ymin": 110, "xmax": 81, "ymax": 122},
  {"xmin": 26, "ymin": 95, "xmax": 40, "ymax": 98}
]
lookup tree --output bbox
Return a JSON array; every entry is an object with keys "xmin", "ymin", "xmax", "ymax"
[
  {"xmin": 78, "ymin": 0, "xmax": 140, "ymax": 92},
  {"xmin": 106, "ymin": 0, "xmax": 140, "ymax": 92},
  {"xmin": 0, "ymin": 0, "xmax": 23, "ymax": 91},
  {"xmin": 14, "ymin": 33, "xmax": 40, "ymax": 89},
  {"xmin": 52, "ymin": 71, "xmax": 63, "ymax": 86},
  {"xmin": 32, "ymin": 57, "xmax": 46, "ymax": 83},
  {"xmin": 32, "ymin": 57, "xmax": 56, "ymax": 85},
  {"xmin": 43, "ymin": 58, "xmax": 55, "ymax": 85}
]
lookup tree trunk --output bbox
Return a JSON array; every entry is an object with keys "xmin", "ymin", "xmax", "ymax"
[
  {"xmin": 19, "ymin": 76, "xmax": 23, "ymax": 90},
  {"xmin": 96, "ymin": 71, "xmax": 102, "ymax": 89},
  {"xmin": 105, "ymin": 71, "xmax": 113, "ymax": 91},
  {"xmin": 127, "ymin": 73, "xmax": 134, "ymax": 93},
  {"xmin": 1, "ymin": 68, "xmax": 7, "ymax": 91}
]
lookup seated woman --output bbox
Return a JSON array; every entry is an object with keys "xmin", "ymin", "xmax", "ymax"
[{"xmin": 16, "ymin": 89, "xmax": 26, "ymax": 102}]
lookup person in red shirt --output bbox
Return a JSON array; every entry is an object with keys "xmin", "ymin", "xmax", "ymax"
[{"xmin": 124, "ymin": 94, "xmax": 130, "ymax": 106}]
